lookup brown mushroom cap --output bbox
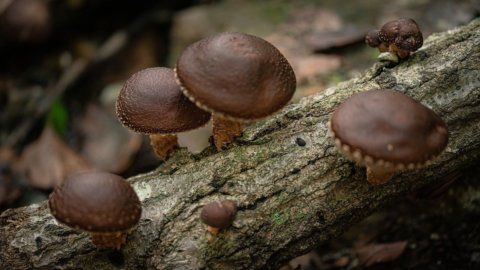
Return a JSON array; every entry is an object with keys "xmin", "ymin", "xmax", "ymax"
[
  {"xmin": 365, "ymin": 30, "xmax": 381, "ymax": 48},
  {"xmin": 1, "ymin": 0, "xmax": 51, "ymax": 43},
  {"xmin": 330, "ymin": 89, "xmax": 448, "ymax": 167},
  {"xmin": 378, "ymin": 18, "xmax": 423, "ymax": 51},
  {"xmin": 116, "ymin": 67, "xmax": 211, "ymax": 134},
  {"xmin": 49, "ymin": 172, "xmax": 141, "ymax": 232},
  {"xmin": 175, "ymin": 32, "xmax": 296, "ymax": 120},
  {"xmin": 200, "ymin": 200, "xmax": 237, "ymax": 229}
]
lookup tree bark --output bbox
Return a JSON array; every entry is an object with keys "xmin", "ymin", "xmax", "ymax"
[{"xmin": 1, "ymin": 18, "xmax": 480, "ymax": 270}]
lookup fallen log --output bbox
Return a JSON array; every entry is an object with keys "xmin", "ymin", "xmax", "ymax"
[{"xmin": 1, "ymin": 18, "xmax": 480, "ymax": 270}]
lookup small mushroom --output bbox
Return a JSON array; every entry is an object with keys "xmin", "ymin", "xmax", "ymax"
[
  {"xmin": 116, "ymin": 67, "xmax": 211, "ymax": 160},
  {"xmin": 200, "ymin": 200, "xmax": 237, "ymax": 235},
  {"xmin": 329, "ymin": 89, "xmax": 448, "ymax": 185},
  {"xmin": 378, "ymin": 18, "xmax": 423, "ymax": 59},
  {"xmin": 1, "ymin": 0, "xmax": 52, "ymax": 43},
  {"xmin": 175, "ymin": 32, "xmax": 296, "ymax": 150},
  {"xmin": 365, "ymin": 30, "xmax": 388, "ymax": 53},
  {"xmin": 48, "ymin": 171, "xmax": 142, "ymax": 249}
]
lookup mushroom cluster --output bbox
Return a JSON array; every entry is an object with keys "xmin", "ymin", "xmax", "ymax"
[
  {"xmin": 116, "ymin": 32, "xmax": 296, "ymax": 159},
  {"xmin": 49, "ymin": 171, "xmax": 142, "ymax": 249},
  {"xmin": 329, "ymin": 89, "xmax": 448, "ymax": 185},
  {"xmin": 366, "ymin": 18, "xmax": 423, "ymax": 62}
]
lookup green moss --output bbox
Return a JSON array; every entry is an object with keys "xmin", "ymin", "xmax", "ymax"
[
  {"xmin": 294, "ymin": 211, "xmax": 307, "ymax": 220},
  {"xmin": 272, "ymin": 211, "xmax": 289, "ymax": 225}
]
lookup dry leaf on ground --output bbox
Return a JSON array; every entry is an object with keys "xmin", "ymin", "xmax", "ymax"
[
  {"xmin": 15, "ymin": 126, "xmax": 91, "ymax": 189},
  {"xmin": 0, "ymin": 147, "xmax": 22, "ymax": 209},
  {"xmin": 355, "ymin": 241, "xmax": 408, "ymax": 267},
  {"xmin": 304, "ymin": 27, "xmax": 368, "ymax": 52},
  {"xmin": 74, "ymin": 104, "xmax": 142, "ymax": 173}
]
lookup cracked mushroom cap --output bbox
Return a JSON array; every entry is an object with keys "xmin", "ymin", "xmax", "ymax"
[
  {"xmin": 116, "ymin": 67, "xmax": 211, "ymax": 134},
  {"xmin": 200, "ymin": 200, "xmax": 237, "ymax": 229},
  {"xmin": 378, "ymin": 18, "xmax": 423, "ymax": 51},
  {"xmin": 48, "ymin": 172, "xmax": 141, "ymax": 232},
  {"xmin": 330, "ymin": 89, "xmax": 448, "ymax": 169},
  {"xmin": 175, "ymin": 32, "xmax": 296, "ymax": 121}
]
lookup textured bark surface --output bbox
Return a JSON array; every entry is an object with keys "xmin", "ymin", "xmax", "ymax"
[{"xmin": 1, "ymin": 19, "xmax": 480, "ymax": 270}]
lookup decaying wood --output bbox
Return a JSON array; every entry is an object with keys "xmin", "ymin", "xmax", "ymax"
[{"xmin": 1, "ymin": 18, "xmax": 480, "ymax": 270}]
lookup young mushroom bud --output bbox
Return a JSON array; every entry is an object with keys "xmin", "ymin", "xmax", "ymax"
[
  {"xmin": 365, "ymin": 30, "xmax": 381, "ymax": 47},
  {"xmin": 175, "ymin": 32, "xmax": 296, "ymax": 150},
  {"xmin": 1, "ymin": 0, "xmax": 52, "ymax": 43},
  {"xmin": 116, "ymin": 67, "xmax": 211, "ymax": 160},
  {"xmin": 329, "ymin": 89, "xmax": 448, "ymax": 185},
  {"xmin": 378, "ymin": 18, "xmax": 423, "ymax": 59},
  {"xmin": 365, "ymin": 29, "xmax": 388, "ymax": 53},
  {"xmin": 200, "ymin": 200, "xmax": 237, "ymax": 235},
  {"xmin": 48, "ymin": 172, "xmax": 142, "ymax": 249}
]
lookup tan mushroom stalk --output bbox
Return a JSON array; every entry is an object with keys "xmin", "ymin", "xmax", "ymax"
[
  {"xmin": 200, "ymin": 200, "xmax": 237, "ymax": 236},
  {"xmin": 329, "ymin": 89, "xmax": 448, "ymax": 185},
  {"xmin": 48, "ymin": 172, "xmax": 142, "ymax": 249},
  {"xmin": 175, "ymin": 32, "xmax": 296, "ymax": 150},
  {"xmin": 116, "ymin": 67, "xmax": 211, "ymax": 160}
]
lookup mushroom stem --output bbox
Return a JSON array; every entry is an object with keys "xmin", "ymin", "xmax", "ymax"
[
  {"xmin": 207, "ymin": 226, "xmax": 220, "ymax": 236},
  {"xmin": 149, "ymin": 134, "xmax": 179, "ymax": 161},
  {"xmin": 389, "ymin": 44, "xmax": 410, "ymax": 59},
  {"xmin": 212, "ymin": 115, "xmax": 243, "ymax": 150},
  {"xmin": 366, "ymin": 165, "xmax": 395, "ymax": 185},
  {"xmin": 378, "ymin": 43, "xmax": 389, "ymax": 53},
  {"xmin": 89, "ymin": 231, "xmax": 127, "ymax": 250}
]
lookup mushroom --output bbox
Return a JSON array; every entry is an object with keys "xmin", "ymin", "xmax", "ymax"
[
  {"xmin": 0, "ymin": 0, "xmax": 51, "ymax": 43},
  {"xmin": 329, "ymin": 89, "xmax": 448, "ymax": 185},
  {"xmin": 378, "ymin": 18, "xmax": 423, "ymax": 59},
  {"xmin": 116, "ymin": 67, "xmax": 211, "ymax": 160},
  {"xmin": 200, "ymin": 200, "xmax": 237, "ymax": 235},
  {"xmin": 48, "ymin": 171, "xmax": 142, "ymax": 249},
  {"xmin": 175, "ymin": 32, "xmax": 296, "ymax": 150},
  {"xmin": 365, "ymin": 29, "xmax": 388, "ymax": 53}
]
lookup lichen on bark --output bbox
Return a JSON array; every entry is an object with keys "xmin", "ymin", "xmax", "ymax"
[{"xmin": 1, "ymin": 18, "xmax": 480, "ymax": 270}]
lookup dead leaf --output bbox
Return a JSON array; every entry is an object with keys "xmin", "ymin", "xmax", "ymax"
[
  {"xmin": 293, "ymin": 55, "xmax": 341, "ymax": 83},
  {"xmin": 287, "ymin": 251, "xmax": 322, "ymax": 270},
  {"xmin": 305, "ymin": 27, "xmax": 368, "ymax": 52},
  {"xmin": 0, "ymin": 147, "xmax": 22, "ymax": 209},
  {"xmin": 15, "ymin": 126, "xmax": 91, "ymax": 189},
  {"xmin": 265, "ymin": 33, "xmax": 341, "ymax": 84},
  {"xmin": 283, "ymin": 8, "xmax": 342, "ymax": 34},
  {"xmin": 355, "ymin": 241, "xmax": 408, "ymax": 267},
  {"xmin": 409, "ymin": 170, "xmax": 462, "ymax": 200},
  {"xmin": 74, "ymin": 104, "xmax": 142, "ymax": 173},
  {"xmin": 300, "ymin": 83, "xmax": 325, "ymax": 97}
]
